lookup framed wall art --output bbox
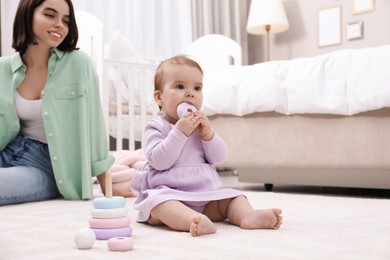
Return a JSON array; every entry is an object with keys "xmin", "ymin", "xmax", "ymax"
[
  {"xmin": 346, "ymin": 21, "xmax": 364, "ymax": 40},
  {"xmin": 352, "ymin": 0, "xmax": 375, "ymax": 15},
  {"xmin": 318, "ymin": 6, "xmax": 342, "ymax": 47}
]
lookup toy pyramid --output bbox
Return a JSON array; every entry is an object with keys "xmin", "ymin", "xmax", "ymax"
[{"xmin": 75, "ymin": 172, "xmax": 133, "ymax": 251}]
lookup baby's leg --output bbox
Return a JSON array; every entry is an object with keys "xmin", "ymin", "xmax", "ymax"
[
  {"xmin": 149, "ymin": 200, "xmax": 216, "ymax": 236},
  {"xmin": 227, "ymin": 196, "xmax": 283, "ymax": 229}
]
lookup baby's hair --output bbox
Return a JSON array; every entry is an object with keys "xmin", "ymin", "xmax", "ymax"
[{"xmin": 154, "ymin": 55, "xmax": 203, "ymax": 92}]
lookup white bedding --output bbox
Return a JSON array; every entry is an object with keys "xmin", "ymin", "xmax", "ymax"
[{"xmin": 202, "ymin": 44, "xmax": 390, "ymax": 116}]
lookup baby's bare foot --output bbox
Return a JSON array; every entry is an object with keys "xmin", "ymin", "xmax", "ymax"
[
  {"xmin": 240, "ymin": 208, "xmax": 283, "ymax": 230},
  {"xmin": 190, "ymin": 215, "xmax": 217, "ymax": 237}
]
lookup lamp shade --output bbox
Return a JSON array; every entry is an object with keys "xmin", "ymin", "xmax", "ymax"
[{"xmin": 247, "ymin": 0, "xmax": 289, "ymax": 35}]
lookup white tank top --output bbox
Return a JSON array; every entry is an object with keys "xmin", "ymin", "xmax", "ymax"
[{"xmin": 15, "ymin": 91, "xmax": 47, "ymax": 144}]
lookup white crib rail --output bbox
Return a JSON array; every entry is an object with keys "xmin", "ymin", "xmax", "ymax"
[{"xmin": 102, "ymin": 59, "xmax": 159, "ymax": 151}]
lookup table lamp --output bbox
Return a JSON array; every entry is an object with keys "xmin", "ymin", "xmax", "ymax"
[{"xmin": 246, "ymin": 0, "xmax": 289, "ymax": 61}]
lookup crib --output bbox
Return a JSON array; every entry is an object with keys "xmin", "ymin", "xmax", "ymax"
[{"xmin": 101, "ymin": 58, "xmax": 159, "ymax": 151}]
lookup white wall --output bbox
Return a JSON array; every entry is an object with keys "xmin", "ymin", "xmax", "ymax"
[{"xmin": 248, "ymin": 0, "xmax": 390, "ymax": 64}]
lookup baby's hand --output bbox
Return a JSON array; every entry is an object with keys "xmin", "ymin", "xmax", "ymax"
[
  {"xmin": 175, "ymin": 112, "xmax": 201, "ymax": 137},
  {"xmin": 194, "ymin": 111, "xmax": 214, "ymax": 141}
]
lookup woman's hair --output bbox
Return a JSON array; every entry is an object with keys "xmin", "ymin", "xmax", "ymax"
[
  {"xmin": 12, "ymin": 0, "xmax": 78, "ymax": 54},
  {"xmin": 154, "ymin": 55, "xmax": 203, "ymax": 92}
]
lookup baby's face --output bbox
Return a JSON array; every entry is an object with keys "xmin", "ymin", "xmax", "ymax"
[{"xmin": 158, "ymin": 64, "xmax": 203, "ymax": 123}]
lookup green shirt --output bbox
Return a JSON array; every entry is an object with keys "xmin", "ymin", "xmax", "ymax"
[{"xmin": 0, "ymin": 48, "xmax": 114, "ymax": 200}]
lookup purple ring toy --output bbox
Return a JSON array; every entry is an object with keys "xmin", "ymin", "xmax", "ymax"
[{"xmin": 91, "ymin": 226, "xmax": 133, "ymax": 240}]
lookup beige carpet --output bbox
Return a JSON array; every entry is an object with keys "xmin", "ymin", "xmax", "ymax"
[{"xmin": 1, "ymin": 185, "xmax": 389, "ymax": 260}]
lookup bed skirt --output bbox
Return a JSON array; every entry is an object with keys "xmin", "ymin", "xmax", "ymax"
[{"xmin": 210, "ymin": 108, "xmax": 390, "ymax": 189}]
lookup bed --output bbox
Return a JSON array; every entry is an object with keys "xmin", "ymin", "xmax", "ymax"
[{"xmin": 102, "ymin": 42, "xmax": 390, "ymax": 190}]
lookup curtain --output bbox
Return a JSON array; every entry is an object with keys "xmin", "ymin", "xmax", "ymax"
[
  {"xmin": 0, "ymin": 1, "xmax": 4, "ymax": 57},
  {"xmin": 1, "ymin": 0, "xmax": 19, "ymax": 56},
  {"xmin": 0, "ymin": 0, "xmax": 192, "ymax": 58},
  {"xmin": 1, "ymin": 0, "xmax": 249, "ymax": 60},
  {"xmin": 190, "ymin": 0, "xmax": 250, "ymax": 65},
  {"xmin": 72, "ymin": 0, "xmax": 193, "ymax": 58},
  {"xmin": 0, "ymin": 0, "xmax": 2, "ymax": 56}
]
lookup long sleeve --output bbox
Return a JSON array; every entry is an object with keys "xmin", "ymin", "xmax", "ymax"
[
  {"xmin": 144, "ymin": 118, "xmax": 188, "ymax": 170},
  {"xmin": 201, "ymin": 133, "xmax": 228, "ymax": 165}
]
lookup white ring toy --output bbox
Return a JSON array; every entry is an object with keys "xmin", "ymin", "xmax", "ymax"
[
  {"xmin": 107, "ymin": 237, "xmax": 134, "ymax": 251},
  {"xmin": 91, "ymin": 207, "xmax": 128, "ymax": 219},
  {"xmin": 93, "ymin": 196, "xmax": 125, "ymax": 209},
  {"xmin": 89, "ymin": 216, "xmax": 131, "ymax": 229}
]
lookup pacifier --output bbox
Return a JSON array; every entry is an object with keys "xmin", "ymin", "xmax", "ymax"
[{"xmin": 177, "ymin": 102, "xmax": 197, "ymax": 117}]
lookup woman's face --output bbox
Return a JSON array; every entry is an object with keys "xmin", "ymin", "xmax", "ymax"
[
  {"xmin": 156, "ymin": 64, "xmax": 203, "ymax": 123},
  {"xmin": 32, "ymin": 0, "xmax": 70, "ymax": 49}
]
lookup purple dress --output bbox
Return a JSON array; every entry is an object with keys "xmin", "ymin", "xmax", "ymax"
[{"xmin": 131, "ymin": 116, "xmax": 243, "ymax": 222}]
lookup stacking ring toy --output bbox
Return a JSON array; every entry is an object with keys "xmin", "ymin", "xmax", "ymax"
[
  {"xmin": 177, "ymin": 102, "xmax": 197, "ymax": 117},
  {"xmin": 91, "ymin": 226, "xmax": 133, "ymax": 240},
  {"xmin": 93, "ymin": 196, "xmax": 125, "ymax": 209},
  {"xmin": 107, "ymin": 237, "xmax": 134, "ymax": 251},
  {"xmin": 89, "ymin": 216, "xmax": 131, "ymax": 229},
  {"xmin": 91, "ymin": 207, "xmax": 128, "ymax": 219}
]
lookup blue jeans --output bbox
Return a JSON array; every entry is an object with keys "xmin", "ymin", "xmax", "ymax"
[{"xmin": 0, "ymin": 135, "xmax": 60, "ymax": 206}]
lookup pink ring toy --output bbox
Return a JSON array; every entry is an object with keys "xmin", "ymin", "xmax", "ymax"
[
  {"xmin": 107, "ymin": 237, "xmax": 134, "ymax": 251},
  {"xmin": 91, "ymin": 207, "xmax": 127, "ymax": 219},
  {"xmin": 89, "ymin": 216, "xmax": 131, "ymax": 229},
  {"xmin": 91, "ymin": 226, "xmax": 133, "ymax": 240}
]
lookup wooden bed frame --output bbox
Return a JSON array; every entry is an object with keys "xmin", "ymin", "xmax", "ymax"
[{"xmin": 210, "ymin": 108, "xmax": 390, "ymax": 190}]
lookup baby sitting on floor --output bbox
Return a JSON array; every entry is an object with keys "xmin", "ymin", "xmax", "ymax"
[{"xmin": 130, "ymin": 55, "xmax": 283, "ymax": 236}]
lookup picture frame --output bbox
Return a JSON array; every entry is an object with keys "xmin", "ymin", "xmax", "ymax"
[
  {"xmin": 346, "ymin": 21, "xmax": 364, "ymax": 40},
  {"xmin": 318, "ymin": 6, "xmax": 342, "ymax": 48},
  {"xmin": 352, "ymin": 0, "xmax": 375, "ymax": 15}
]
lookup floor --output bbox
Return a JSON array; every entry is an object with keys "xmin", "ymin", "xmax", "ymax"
[{"xmin": 220, "ymin": 171, "xmax": 390, "ymax": 199}]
